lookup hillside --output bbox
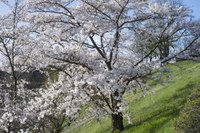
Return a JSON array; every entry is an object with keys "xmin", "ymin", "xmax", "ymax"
[{"xmin": 64, "ymin": 61, "xmax": 200, "ymax": 133}]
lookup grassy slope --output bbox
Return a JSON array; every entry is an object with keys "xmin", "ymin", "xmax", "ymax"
[{"xmin": 65, "ymin": 61, "xmax": 200, "ymax": 133}]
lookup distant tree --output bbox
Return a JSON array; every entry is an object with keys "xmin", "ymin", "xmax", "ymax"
[
  {"xmin": 161, "ymin": 20, "xmax": 200, "ymax": 63},
  {"xmin": 133, "ymin": 0, "xmax": 195, "ymax": 62},
  {"xmin": 185, "ymin": 20, "xmax": 200, "ymax": 57}
]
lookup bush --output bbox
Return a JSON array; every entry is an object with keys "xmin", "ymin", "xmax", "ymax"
[{"xmin": 175, "ymin": 86, "xmax": 200, "ymax": 133}]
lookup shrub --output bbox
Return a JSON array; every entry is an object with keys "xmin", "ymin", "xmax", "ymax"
[{"xmin": 175, "ymin": 86, "xmax": 200, "ymax": 133}]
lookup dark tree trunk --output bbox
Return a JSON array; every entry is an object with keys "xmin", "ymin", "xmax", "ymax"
[
  {"xmin": 111, "ymin": 112, "xmax": 124, "ymax": 132},
  {"xmin": 159, "ymin": 42, "xmax": 170, "ymax": 60}
]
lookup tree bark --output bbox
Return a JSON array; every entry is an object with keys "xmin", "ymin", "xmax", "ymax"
[
  {"xmin": 111, "ymin": 112, "xmax": 124, "ymax": 132},
  {"xmin": 159, "ymin": 42, "xmax": 170, "ymax": 60}
]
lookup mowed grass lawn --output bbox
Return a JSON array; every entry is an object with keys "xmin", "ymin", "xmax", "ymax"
[{"xmin": 64, "ymin": 61, "xmax": 200, "ymax": 133}]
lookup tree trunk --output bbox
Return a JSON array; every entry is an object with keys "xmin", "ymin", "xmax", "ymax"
[
  {"xmin": 159, "ymin": 42, "xmax": 170, "ymax": 60},
  {"xmin": 111, "ymin": 112, "xmax": 124, "ymax": 132}
]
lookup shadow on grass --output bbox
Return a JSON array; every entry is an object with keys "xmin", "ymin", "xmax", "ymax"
[{"xmin": 124, "ymin": 83, "xmax": 196, "ymax": 133}]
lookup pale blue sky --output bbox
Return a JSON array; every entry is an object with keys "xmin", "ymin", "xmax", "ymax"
[
  {"xmin": 183, "ymin": 0, "xmax": 200, "ymax": 19},
  {"xmin": 0, "ymin": 0, "xmax": 199, "ymax": 18}
]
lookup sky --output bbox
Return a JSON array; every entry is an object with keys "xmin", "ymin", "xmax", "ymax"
[{"xmin": 183, "ymin": 0, "xmax": 200, "ymax": 19}]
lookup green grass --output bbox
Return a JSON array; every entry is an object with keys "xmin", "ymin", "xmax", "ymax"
[{"xmin": 64, "ymin": 61, "xmax": 200, "ymax": 133}]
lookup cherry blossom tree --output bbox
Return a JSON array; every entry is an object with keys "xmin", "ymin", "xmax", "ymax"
[
  {"xmin": 25, "ymin": 0, "xmax": 179, "ymax": 131},
  {"xmin": 161, "ymin": 19, "xmax": 200, "ymax": 63},
  {"xmin": 24, "ymin": 0, "xmax": 200, "ymax": 132},
  {"xmin": 0, "ymin": 0, "xmax": 41, "ymax": 132},
  {"xmin": 133, "ymin": 0, "xmax": 194, "ymax": 61}
]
